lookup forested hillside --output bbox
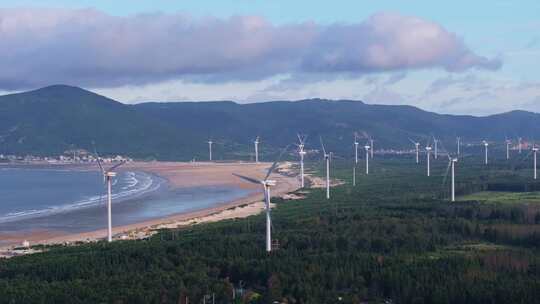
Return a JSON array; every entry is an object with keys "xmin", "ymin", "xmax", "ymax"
[{"xmin": 0, "ymin": 85, "xmax": 539, "ymax": 160}]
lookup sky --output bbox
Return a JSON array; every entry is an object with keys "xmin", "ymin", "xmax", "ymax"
[{"xmin": 0, "ymin": 0, "xmax": 539, "ymax": 115}]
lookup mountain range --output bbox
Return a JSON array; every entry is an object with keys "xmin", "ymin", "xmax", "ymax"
[{"xmin": 0, "ymin": 85, "xmax": 538, "ymax": 160}]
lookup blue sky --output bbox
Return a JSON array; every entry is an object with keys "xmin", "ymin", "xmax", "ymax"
[{"xmin": 1, "ymin": 0, "xmax": 539, "ymax": 115}]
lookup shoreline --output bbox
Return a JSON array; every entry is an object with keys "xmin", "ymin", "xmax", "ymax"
[{"xmin": 0, "ymin": 161, "xmax": 301, "ymax": 256}]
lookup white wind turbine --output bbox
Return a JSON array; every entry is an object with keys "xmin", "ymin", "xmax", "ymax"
[
  {"xmin": 352, "ymin": 164, "xmax": 356, "ymax": 186},
  {"xmin": 533, "ymin": 145, "xmax": 538, "ymax": 180},
  {"xmin": 320, "ymin": 137, "xmax": 332, "ymax": 199},
  {"xmin": 354, "ymin": 133, "xmax": 359, "ymax": 164},
  {"xmin": 254, "ymin": 136, "xmax": 260, "ymax": 163},
  {"xmin": 297, "ymin": 134, "xmax": 307, "ymax": 188},
  {"xmin": 364, "ymin": 143, "xmax": 371, "ymax": 175},
  {"xmin": 456, "ymin": 137, "xmax": 461, "ymax": 156},
  {"xmin": 207, "ymin": 139, "xmax": 213, "ymax": 161},
  {"xmin": 370, "ymin": 137, "xmax": 374, "ymax": 159},
  {"xmin": 426, "ymin": 145, "xmax": 432, "ymax": 177},
  {"xmin": 95, "ymin": 154, "xmax": 126, "ymax": 243},
  {"xmin": 233, "ymin": 147, "xmax": 289, "ymax": 252},
  {"xmin": 505, "ymin": 138, "xmax": 511, "ymax": 160},
  {"xmin": 482, "ymin": 140, "xmax": 489, "ymax": 165},
  {"xmin": 443, "ymin": 155, "xmax": 459, "ymax": 202},
  {"xmin": 433, "ymin": 137, "xmax": 439, "ymax": 159},
  {"xmin": 409, "ymin": 138, "xmax": 420, "ymax": 164}
]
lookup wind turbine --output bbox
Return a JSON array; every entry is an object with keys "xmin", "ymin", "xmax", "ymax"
[
  {"xmin": 364, "ymin": 143, "xmax": 371, "ymax": 175},
  {"xmin": 354, "ymin": 133, "xmax": 359, "ymax": 164},
  {"xmin": 409, "ymin": 139, "xmax": 420, "ymax": 164},
  {"xmin": 254, "ymin": 137, "xmax": 260, "ymax": 163},
  {"xmin": 233, "ymin": 146, "xmax": 289, "ymax": 252},
  {"xmin": 297, "ymin": 134, "xmax": 307, "ymax": 188},
  {"xmin": 207, "ymin": 139, "xmax": 213, "ymax": 161},
  {"xmin": 533, "ymin": 146, "xmax": 538, "ymax": 180},
  {"xmin": 370, "ymin": 137, "xmax": 374, "ymax": 159},
  {"xmin": 433, "ymin": 137, "xmax": 439, "ymax": 159},
  {"xmin": 426, "ymin": 145, "xmax": 432, "ymax": 177},
  {"xmin": 443, "ymin": 155, "xmax": 459, "ymax": 202},
  {"xmin": 95, "ymin": 155, "xmax": 126, "ymax": 243},
  {"xmin": 482, "ymin": 140, "xmax": 489, "ymax": 165},
  {"xmin": 456, "ymin": 137, "xmax": 461, "ymax": 156},
  {"xmin": 320, "ymin": 137, "xmax": 332, "ymax": 199},
  {"xmin": 505, "ymin": 138, "xmax": 511, "ymax": 160}
]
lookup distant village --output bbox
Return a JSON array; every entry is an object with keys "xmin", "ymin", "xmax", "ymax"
[{"xmin": 0, "ymin": 149, "xmax": 132, "ymax": 164}]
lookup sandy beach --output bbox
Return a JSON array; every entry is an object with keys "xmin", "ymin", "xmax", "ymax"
[{"xmin": 0, "ymin": 161, "xmax": 300, "ymax": 255}]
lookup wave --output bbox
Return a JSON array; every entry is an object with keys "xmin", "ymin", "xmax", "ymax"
[{"xmin": 0, "ymin": 171, "xmax": 165, "ymax": 223}]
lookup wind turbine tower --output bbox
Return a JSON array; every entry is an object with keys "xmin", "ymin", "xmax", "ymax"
[
  {"xmin": 297, "ymin": 134, "xmax": 307, "ymax": 188},
  {"xmin": 426, "ymin": 146, "xmax": 432, "ymax": 176},
  {"xmin": 320, "ymin": 137, "xmax": 331, "ymax": 199},
  {"xmin": 263, "ymin": 179, "xmax": 276, "ymax": 251},
  {"xmin": 483, "ymin": 140, "xmax": 489, "ymax": 165},
  {"xmin": 354, "ymin": 134, "xmax": 359, "ymax": 164},
  {"xmin": 457, "ymin": 137, "xmax": 461, "ymax": 156},
  {"xmin": 534, "ymin": 146, "xmax": 538, "ymax": 180},
  {"xmin": 208, "ymin": 140, "xmax": 213, "ymax": 161},
  {"xmin": 451, "ymin": 158, "xmax": 458, "ymax": 202},
  {"xmin": 434, "ymin": 138, "xmax": 439, "ymax": 159},
  {"xmin": 254, "ymin": 137, "xmax": 260, "ymax": 163},
  {"xmin": 365, "ymin": 144, "xmax": 371, "ymax": 175},
  {"xmin": 412, "ymin": 140, "xmax": 420, "ymax": 164},
  {"xmin": 370, "ymin": 138, "xmax": 374, "ymax": 159},
  {"xmin": 505, "ymin": 139, "xmax": 511, "ymax": 160}
]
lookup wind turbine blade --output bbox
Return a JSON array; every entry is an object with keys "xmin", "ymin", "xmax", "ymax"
[
  {"xmin": 264, "ymin": 144, "xmax": 291, "ymax": 181},
  {"xmin": 442, "ymin": 160, "xmax": 452, "ymax": 186},
  {"xmin": 297, "ymin": 133, "xmax": 307, "ymax": 145},
  {"xmin": 92, "ymin": 142, "xmax": 105, "ymax": 174},
  {"xmin": 232, "ymin": 173, "xmax": 261, "ymax": 185},
  {"xmin": 107, "ymin": 161, "xmax": 126, "ymax": 173},
  {"xmin": 408, "ymin": 138, "xmax": 416, "ymax": 145},
  {"xmin": 438, "ymin": 140, "xmax": 449, "ymax": 155},
  {"xmin": 319, "ymin": 136, "xmax": 327, "ymax": 156}
]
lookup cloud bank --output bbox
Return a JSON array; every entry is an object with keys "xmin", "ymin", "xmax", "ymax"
[{"xmin": 0, "ymin": 8, "xmax": 501, "ymax": 90}]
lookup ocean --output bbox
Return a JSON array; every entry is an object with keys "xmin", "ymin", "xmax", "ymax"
[{"xmin": 0, "ymin": 167, "xmax": 252, "ymax": 236}]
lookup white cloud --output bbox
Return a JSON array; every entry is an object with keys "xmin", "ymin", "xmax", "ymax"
[{"xmin": 0, "ymin": 8, "xmax": 500, "ymax": 90}]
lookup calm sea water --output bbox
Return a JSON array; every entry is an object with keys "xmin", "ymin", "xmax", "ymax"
[{"xmin": 0, "ymin": 167, "xmax": 252, "ymax": 236}]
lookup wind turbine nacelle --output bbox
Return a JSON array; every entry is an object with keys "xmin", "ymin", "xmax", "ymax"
[
  {"xmin": 299, "ymin": 151, "xmax": 307, "ymax": 155},
  {"xmin": 265, "ymin": 180, "xmax": 277, "ymax": 186},
  {"xmin": 106, "ymin": 172, "xmax": 117, "ymax": 177},
  {"xmin": 364, "ymin": 146, "xmax": 370, "ymax": 150},
  {"xmin": 426, "ymin": 147, "xmax": 432, "ymax": 151}
]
